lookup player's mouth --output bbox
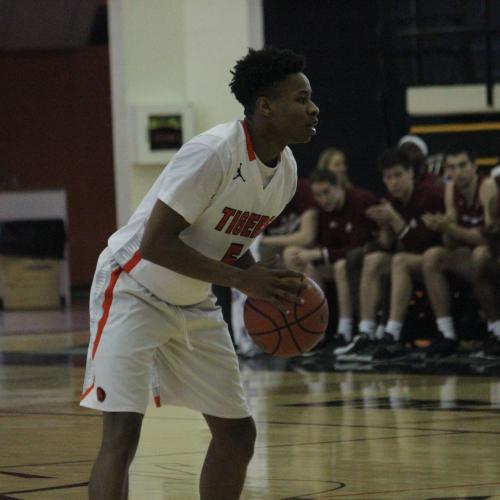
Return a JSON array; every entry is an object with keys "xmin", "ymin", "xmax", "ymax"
[{"xmin": 307, "ymin": 120, "xmax": 319, "ymax": 135}]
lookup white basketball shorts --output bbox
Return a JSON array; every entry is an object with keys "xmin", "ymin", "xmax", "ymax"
[{"xmin": 80, "ymin": 248, "xmax": 251, "ymax": 418}]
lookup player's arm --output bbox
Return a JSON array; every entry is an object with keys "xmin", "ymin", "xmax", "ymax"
[
  {"xmin": 139, "ymin": 200, "xmax": 305, "ymax": 309},
  {"xmin": 440, "ymin": 181, "xmax": 493, "ymax": 246},
  {"xmin": 422, "ymin": 182, "xmax": 461, "ymax": 247},
  {"xmin": 233, "ymin": 249, "xmax": 257, "ymax": 269},
  {"xmin": 260, "ymin": 208, "xmax": 318, "ymax": 247}
]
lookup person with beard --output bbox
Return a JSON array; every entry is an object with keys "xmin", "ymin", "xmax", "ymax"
[{"xmin": 421, "ymin": 145, "xmax": 498, "ymax": 357}]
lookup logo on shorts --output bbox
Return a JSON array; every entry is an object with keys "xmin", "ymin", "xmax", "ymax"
[{"xmin": 97, "ymin": 386, "xmax": 106, "ymax": 402}]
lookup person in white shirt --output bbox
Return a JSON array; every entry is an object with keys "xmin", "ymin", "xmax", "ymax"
[{"xmin": 81, "ymin": 47, "xmax": 319, "ymax": 500}]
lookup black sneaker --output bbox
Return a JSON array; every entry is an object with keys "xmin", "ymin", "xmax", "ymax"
[
  {"xmin": 335, "ymin": 334, "xmax": 375, "ymax": 361},
  {"xmin": 472, "ymin": 335, "xmax": 500, "ymax": 360},
  {"xmin": 420, "ymin": 335, "xmax": 458, "ymax": 358},
  {"xmin": 368, "ymin": 333, "xmax": 407, "ymax": 361}
]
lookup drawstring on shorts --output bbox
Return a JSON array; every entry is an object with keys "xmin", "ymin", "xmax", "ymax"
[{"xmin": 177, "ymin": 305, "xmax": 194, "ymax": 351}]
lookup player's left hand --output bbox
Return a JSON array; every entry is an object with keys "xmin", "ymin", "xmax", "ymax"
[
  {"xmin": 366, "ymin": 203, "xmax": 396, "ymax": 225},
  {"xmin": 422, "ymin": 212, "xmax": 451, "ymax": 232}
]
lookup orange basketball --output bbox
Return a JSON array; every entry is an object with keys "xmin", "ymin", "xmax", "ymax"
[{"xmin": 244, "ymin": 276, "xmax": 329, "ymax": 358}]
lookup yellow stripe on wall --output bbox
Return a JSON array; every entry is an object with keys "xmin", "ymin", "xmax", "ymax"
[
  {"xmin": 410, "ymin": 122, "xmax": 500, "ymax": 134},
  {"xmin": 476, "ymin": 157, "xmax": 499, "ymax": 166}
]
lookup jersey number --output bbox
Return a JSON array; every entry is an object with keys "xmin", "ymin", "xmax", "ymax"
[{"xmin": 221, "ymin": 243, "xmax": 244, "ymax": 265}]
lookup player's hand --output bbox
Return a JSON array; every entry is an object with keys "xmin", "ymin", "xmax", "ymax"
[
  {"xmin": 366, "ymin": 203, "xmax": 395, "ymax": 225},
  {"xmin": 237, "ymin": 262, "xmax": 308, "ymax": 313},
  {"xmin": 482, "ymin": 222, "xmax": 500, "ymax": 257},
  {"xmin": 422, "ymin": 212, "xmax": 450, "ymax": 232}
]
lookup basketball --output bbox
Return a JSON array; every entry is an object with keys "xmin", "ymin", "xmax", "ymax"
[{"xmin": 243, "ymin": 276, "xmax": 329, "ymax": 358}]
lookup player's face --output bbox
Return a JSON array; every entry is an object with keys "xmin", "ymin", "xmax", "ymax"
[
  {"xmin": 311, "ymin": 181, "xmax": 344, "ymax": 212},
  {"xmin": 268, "ymin": 73, "xmax": 320, "ymax": 144},
  {"xmin": 383, "ymin": 165, "xmax": 414, "ymax": 200},
  {"xmin": 444, "ymin": 153, "xmax": 476, "ymax": 189},
  {"xmin": 326, "ymin": 153, "xmax": 347, "ymax": 179}
]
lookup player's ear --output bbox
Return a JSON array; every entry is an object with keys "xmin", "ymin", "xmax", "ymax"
[{"xmin": 255, "ymin": 96, "xmax": 272, "ymax": 117}]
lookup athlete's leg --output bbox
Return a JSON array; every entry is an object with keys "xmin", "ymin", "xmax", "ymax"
[
  {"xmin": 388, "ymin": 253, "xmax": 423, "ymax": 324},
  {"xmin": 472, "ymin": 245, "xmax": 500, "ymax": 322},
  {"xmin": 333, "ymin": 258, "xmax": 352, "ymax": 320},
  {"xmin": 89, "ymin": 411, "xmax": 143, "ymax": 500},
  {"xmin": 359, "ymin": 252, "xmax": 392, "ymax": 334},
  {"xmin": 345, "ymin": 247, "xmax": 365, "ymax": 322},
  {"xmin": 422, "ymin": 246, "xmax": 473, "ymax": 318},
  {"xmin": 422, "ymin": 246, "xmax": 473, "ymax": 339},
  {"xmin": 199, "ymin": 415, "xmax": 256, "ymax": 500}
]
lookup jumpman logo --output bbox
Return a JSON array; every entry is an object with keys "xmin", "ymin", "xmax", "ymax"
[{"xmin": 233, "ymin": 163, "xmax": 246, "ymax": 182}]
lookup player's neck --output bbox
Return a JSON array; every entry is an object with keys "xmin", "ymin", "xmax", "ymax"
[
  {"xmin": 460, "ymin": 175, "xmax": 478, "ymax": 204},
  {"xmin": 400, "ymin": 183, "xmax": 414, "ymax": 205},
  {"xmin": 245, "ymin": 119, "xmax": 283, "ymax": 167}
]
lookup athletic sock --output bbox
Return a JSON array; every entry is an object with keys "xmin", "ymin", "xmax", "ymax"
[
  {"xmin": 436, "ymin": 316, "xmax": 456, "ymax": 340},
  {"xmin": 337, "ymin": 317, "xmax": 353, "ymax": 342},
  {"xmin": 375, "ymin": 324, "xmax": 385, "ymax": 340},
  {"xmin": 385, "ymin": 320, "xmax": 403, "ymax": 341},
  {"xmin": 358, "ymin": 320, "xmax": 376, "ymax": 339},
  {"xmin": 490, "ymin": 319, "xmax": 500, "ymax": 338}
]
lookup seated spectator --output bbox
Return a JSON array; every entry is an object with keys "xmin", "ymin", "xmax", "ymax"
[
  {"xmin": 421, "ymin": 144, "xmax": 498, "ymax": 356},
  {"xmin": 283, "ymin": 168, "xmax": 380, "ymax": 349},
  {"xmin": 316, "ymin": 147, "xmax": 352, "ymax": 187},
  {"xmin": 470, "ymin": 164, "xmax": 500, "ymax": 359},
  {"xmin": 259, "ymin": 178, "xmax": 317, "ymax": 260},
  {"xmin": 338, "ymin": 148, "xmax": 444, "ymax": 360}
]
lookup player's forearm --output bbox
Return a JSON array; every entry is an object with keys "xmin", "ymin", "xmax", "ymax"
[
  {"xmin": 234, "ymin": 249, "xmax": 256, "ymax": 269},
  {"xmin": 444, "ymin": 224, "xmax": 485, "ymax": 246},
  {"xmin": 139, "ymin": 237, "xmax": 245, "ymax": 289},
  {"xmin": 261, "ymin": 229, "xmax": 314, "ymax": 248}
]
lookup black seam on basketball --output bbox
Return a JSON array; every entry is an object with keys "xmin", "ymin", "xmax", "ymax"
[
  {"xmin": 270, "ymin": 329, "xmax": 282, "ymax": 355},
  {"xmin": 244, "ymin": 300, "xmax": 283, "ymax": 331},
  {"xmin": 279, "ymin": 309, "xmax": 303, "ymax": 354},
  {"xmin": 294, "ymin": 297, "xmax": 328, "ymax": 334},
  {"xmin": 246, "ymin": 296, "xmax": 327, "ymax": 335}
]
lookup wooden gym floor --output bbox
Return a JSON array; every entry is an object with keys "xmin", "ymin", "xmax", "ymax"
[{"xmin": 0, "ymin": 305, "xmax": 499, "ymax": 499}]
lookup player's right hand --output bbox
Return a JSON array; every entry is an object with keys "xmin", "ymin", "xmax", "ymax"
[{"xmin": 236, "ymin": 262, "xmax": 308, "ymax": 313}]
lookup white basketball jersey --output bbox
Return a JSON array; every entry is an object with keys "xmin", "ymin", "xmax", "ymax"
[{"xmin": 107, "ymin": 120, "xmax": 297, "ymax": 305}]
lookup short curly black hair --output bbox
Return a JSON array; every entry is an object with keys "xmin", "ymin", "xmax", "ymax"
[
  {"xmin": 378, "ymin": 148, "xmax": 412, "ymax": 173},
  {"xmin": 229, "ymin": 47, "xmax": 306, "ymax": 117}
]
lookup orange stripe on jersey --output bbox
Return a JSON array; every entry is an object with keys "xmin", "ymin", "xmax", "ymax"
[
  {"xmin": 92, "ymin": 267, "xmax": 122, "ymax": 359},
  {"xmin": 241, "ymin": 120, "xmax": 256, "ymax": 161},
  {"xmin": 123, "ymin": 250, "xmax": 141, "ymax": 273},
  {"xmin": 80, "ymin": 378, "xmax": 95, "ymax": 401}
]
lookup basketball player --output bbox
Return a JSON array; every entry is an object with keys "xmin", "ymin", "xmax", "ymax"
[
  {"xmin": 283, "ymin": 168, "xmax": 380, "ymax": 349},
  {"xmin": 339, "ymin": 148, "xmax": 444, "ymax": 361},
  {"xmin": 80, "ymin": 47, "xmax": 319, "ymax": 500},
  {"xmin": 469, "ymin": 165, "xmax": 500, "ymax": 359},
  {"xmin": 421, "ymin": 145, "xmax": 498, "ymax": 356}
]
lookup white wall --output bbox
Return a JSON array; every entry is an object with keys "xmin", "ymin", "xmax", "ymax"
[
  {"xmin": 108, "ymin": 0, "xmax": 263, "ymax": 226},
  {"xmin": 407, "ymin": 84, "xmax": 500, "ymax": 116}
]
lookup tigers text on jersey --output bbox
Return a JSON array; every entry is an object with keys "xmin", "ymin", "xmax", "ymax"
[{"xmin": 107, "ymin": 120, "xmax": 297, "ymax": 305}]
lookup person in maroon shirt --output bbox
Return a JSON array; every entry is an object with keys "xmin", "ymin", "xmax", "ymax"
[
  {"xmin": 397, "ymin": 134, "xmax": 442, "ymax": 188},
  {"xmin": 284, "ymin": 168, "xmax": 380, "ymax": 347},
  {"xmin": 470, "ymin": 166, "xmax": 500, "ymax": 359},
  {"xmin": 259, "ymin": 177, "xmax": 317, "ymax": 260},
  {"xmin": 421, "ymin": 145, "xmax": 498, "ymax": 357},
  {"xmin": 337, "ymin": 147, "xmax": 445, "ymax": 361},
  {"xmin": 316, "ymin": 147, "xmax": 352, "ymax": 187}
]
